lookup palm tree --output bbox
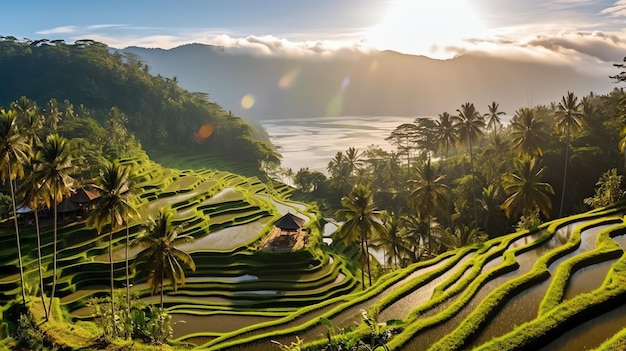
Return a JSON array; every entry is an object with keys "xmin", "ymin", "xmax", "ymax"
[
  {"xmin": 501, "ymin": 156, "xmax": 555, "ymax": 221},
  {"xmin": 435, "ymin": 224, "xmax": 487, "ymax": 250},
  {"xmin": 414, "ymin": 117, "xmax": 438, "ymax": 160},
  {"xmin": 87, "ymin": 160, "xmax": 139, "ymax": 336},
  {"xmin": 132, "ymin": 209, "xmax": 196, "ymax": 310},
  {"xmin": 12, "ymin": 97, "xmax": 43, "ymax": 148},
  {"xmin": 44, "ymin": 98, "xmax": 62, "ymax": 133},
  {"xmin": 386, "ymin": 123, "xmax": 420, "ymax": 168},
  {"xmin": 509, "ymin": 107, "xmax": 547, "ymax": 157},
  {"xmin": 453, "ymin": 102, "xmax": 485, "ymax": 225},
  {"xmin": 554, "ymin": 91, "xmax": 583, "ymax": 217},
  {"xmin": 18, "ymin": 156, "xmax": 49, "ymax": 319},
  {"xmin": 407, "ymin": 158, "xmax": 449, "ymax": 256},
  {"xmin": 434, "ymin": 112, "xmax": 458, "ymax": 166},
  {"xmin": 399, "ymin": 214, "xmax": 428, "ymax": 263},
  {"xmin": 327, "ymin": 152, "xmax": 353, "ymax": 196},
  {"xmin": 484, "ymin": 101, "xmax": 505, "ymax": 138},
  {"xmin": 371, "ymin": 213, "xmax": 413, "ymax": 269},
  {"xmin": 335, "ymin": 184, "xmax": 386, "ymax": 288},
  {"xmin": 478, "ymin": 184, "xmax": 507, "ymax": 237},
  {"xmin": 0, "ymin": 108, "xmax": 31, "ymax": 304},
  {"xmin": 344, "ymin": 147, "xmax": 363, "ymax": 176},
  {"xmin": 36, "ymin": 134, "xmax": 76, "ymax": 317}
]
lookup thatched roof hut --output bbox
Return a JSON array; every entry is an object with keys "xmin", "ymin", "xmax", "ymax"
[
  {"xmin": 69, "ymin": 188, "xmax": 98, "ymax": 204},
  {"xmin": 274, "ymin": 213, "xmax": 305, "ymax": 231}
]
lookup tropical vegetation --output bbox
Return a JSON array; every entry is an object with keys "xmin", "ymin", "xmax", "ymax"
[{"xmin": 0, "ymin": 35, "xmax": 626, "ymax": 351}]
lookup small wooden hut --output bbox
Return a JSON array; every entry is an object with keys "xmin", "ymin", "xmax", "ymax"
[{"xmin": 269, "ymin": 213, "xmax": 307, "ymax": 248}]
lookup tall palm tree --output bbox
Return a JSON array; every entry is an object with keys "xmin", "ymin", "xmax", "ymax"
[
  {"xmin": 344, "ymin": 147, "xmax": 363, "ymax": 176},
  {"xmin": 481, "ymin": 134, "xmax": 509, "ymax": 186},
  {"xmin": 0, "ymin": 108, "xmax": 31, "ymax": 304},
  {"xmin": 18, "ymin": 156, "xmax": 49, "ymax": 319},
  {"xmin": 501, "ymin": 156, "xmax": 555, "ymax": 221},
  {"xmin": 484, "ymin": 101, "xmax": 505, "ymax": 138},
  {"xmin": 44, "ymin": 98, "xmax": 62, "ymax": 133},
  {"xmin": 87, "ymin": 160, "xmax": 140, "ymax": 336},
  {"xmin": 399, "ymin": 214, "xmax": 428, "ymax": 263},
  {"xmin": 478, "ymin": 184, "xmax": 507, "ymax": 237},
  {"xmin": 414, "ymin": 117, "xmax": 438, "ymax": 160},
  {"xmin": 509, "ymin": 107, "xmax": 547, "ymax": 157},
  {"xmin": 132, "ymin": 209, "xmax": 196, "ymax": 310},
  {"xmin": 407, "ymin": 158, "xmax": 449, "ymax": 256},
  {"xmin": 554, "ymin": 91, "xmax": 582, "ymax": 217},
  {"xmin": 386, "ymin": 123, "xmax": 420, "ymax": 169},
  {"xmin": 12, "ymin": 97, "xmax": 43, "ymax": 148},
  {"xmin": 36, "ymin": 134, "xmax": 76, "ymax": 317},
  {"xmin": 434, "ymin": 112, "xmax": 458, "ymax": 167},
  {"xmin": 327, "ymin": 151, "xmax": 353, "ymax": 196},
  {"xmin": 371, "ymin": 213, "xmax": 412, "ymax": 269},
  {"xmin": 453, "ymin": 102, "xmax": 485, "ymax": 225},
  {"xmin": 335, "ymin": 184, "xmax": 386, "ymax": 288}
]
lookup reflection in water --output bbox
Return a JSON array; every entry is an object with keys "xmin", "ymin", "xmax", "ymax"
[
  {"xmin": 261, "ymin": 116, "xmax": 416, "ymax": 173},
  {"xmin": 538, "ymin": 299, "xmax": 626, "ymax": 351},
  {"xmin": 399, "ymin": 221, "xmax": 620, "ymax": 351}
]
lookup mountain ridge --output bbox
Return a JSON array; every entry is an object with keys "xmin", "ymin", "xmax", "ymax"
[{"xmin": 119, "ymin": 43, "xmax": 612, "ymax": 121}]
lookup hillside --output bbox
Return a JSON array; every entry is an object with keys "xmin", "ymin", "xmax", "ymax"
[
  {"xmin": 1, "ymin": 152, "xmax": 626, "ymax": 350},
  {"xmin": 120, "ymin": 43, "xmax": 613, "ymax": 120},
  {"xmin": 0, "ymin": 37, "xmax": 278, "ymax": 168}
]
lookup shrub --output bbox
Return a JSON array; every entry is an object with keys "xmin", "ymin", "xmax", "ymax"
[{"xmin": 14, "ymin": 311, "xmax": 52, "ymax": 350}]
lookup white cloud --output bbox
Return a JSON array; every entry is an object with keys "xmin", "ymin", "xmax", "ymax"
[
  {"xmin": 86, "ymin": 24, "xmax": 127, "ymax": 30},
  {"xmin": 84, "ymin": 33, "xmax": 191, "ymax": 49},
  {"xmin": 36, "ymin": 26, "xmax": 78, "ymax": 35},
  {"xmin": 601, "ymin": 0, "xmax": 626, "ymax": 16}
]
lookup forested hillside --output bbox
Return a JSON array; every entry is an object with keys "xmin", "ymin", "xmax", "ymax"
[{"xmin": 0, "ymin": 36, "xmax": 279, "ymax": 168}]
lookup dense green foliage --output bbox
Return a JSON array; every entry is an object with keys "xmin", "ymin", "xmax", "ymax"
[
  {"xmin": 0, "ymin": 36, "xmax": 279, "ymax": 167},
  {"xmin": 280, "ymin": 88, "xmax": 626, "ymax": 271}
]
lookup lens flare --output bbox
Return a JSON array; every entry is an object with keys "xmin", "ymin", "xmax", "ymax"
[
  {"xmin": 195, "ymin": 123, "xmax": 215, "ymax": 142},
  {"xmin": 241, "ymin": 94, "xmax": 255, "ymax": 109},
  {"xmin": 279, "ymin": 68, "xmax": 300, "ymax": 89}
]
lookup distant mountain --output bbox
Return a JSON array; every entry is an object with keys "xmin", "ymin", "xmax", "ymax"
[{"xmin": 120, "ymin": 44, "xmax": 613, "ymax": 121}]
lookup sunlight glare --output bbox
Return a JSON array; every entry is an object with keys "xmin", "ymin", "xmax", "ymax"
[
  {"xmin": 366, "ymin": 0, "xmax": 487, "ymax": 59},
  {"xmin": 241, "ymin": 94, "xmax": 255, "ymax": 109}
]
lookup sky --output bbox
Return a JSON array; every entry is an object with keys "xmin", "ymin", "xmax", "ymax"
[{"xmin": 1, "ymin": 0, "xmax": 625, "ymax": 68}]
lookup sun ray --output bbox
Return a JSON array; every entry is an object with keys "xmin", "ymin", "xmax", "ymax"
[{"xmin": 366, "ymin": 0, "xmax": 488, "ymax": 59}]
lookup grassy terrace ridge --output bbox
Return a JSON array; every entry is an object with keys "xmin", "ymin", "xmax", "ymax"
[
  {"xmin": 3, "ymin": 153, "xmax": 626, "ymax": 350},
  {"xmin": 0, "ymin": 153, "xmax": 354, "ymax": 347}
]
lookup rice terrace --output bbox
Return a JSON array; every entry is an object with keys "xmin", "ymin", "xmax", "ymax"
[
  {"xmin": 2, "ymin": 149, "xmax": 626, "ymax": 350},
  {"xmin": 2, "ymin": 11, "xmax": 626, "ymax": 349}
]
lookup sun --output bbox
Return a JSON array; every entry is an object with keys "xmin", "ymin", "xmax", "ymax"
[{"xmin": 365, "ymin": 0, "xmax": 487, "ymax": 59}]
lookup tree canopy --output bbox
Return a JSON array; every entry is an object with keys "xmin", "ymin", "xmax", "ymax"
[{"xmin": 0, "ymin": 37, "xmax": 279, "ymax": 168}]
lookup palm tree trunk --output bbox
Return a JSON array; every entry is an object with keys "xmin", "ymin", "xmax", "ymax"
[
  {"xmin": 109, "ymin": 223, "xmax": 116, "ymax": 337},
  {"xmin": 34, "ymin": 210, "xmax": 49, "ymax": 321},
  {"xmin": 427, "ymin": 214, "xmax": 432, "ymax": 256},
  {"xmin": 47, "ymin": 184, "xmax": 58, "ymax": 318},
  {"xmin": 469, "ymin": 137, "xmax": 478, "ymax": 226},
  {"xmin": 365, "ymin": 235, "xmax": 372, "ymax": 287},
  {"xmin": 359, "ymin": 238, "xmax": 366, "ymax": 290},
  {"xmin": 125, "ymin": 222, "xmax": 131, "ymax": 339},
  {"xmin": 160, "ymin": 266, "xmax": 165, "ymax": 310},
  {"xmin": 9, "ymin": 168, "xmax": 26, "ymax": 305},
  {"xmin": 559, "ymin": 140, "xmax": 569, "ymax": 217}
]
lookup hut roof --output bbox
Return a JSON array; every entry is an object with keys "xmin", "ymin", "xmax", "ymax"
[
  {"xmin": 57, "ymin": 199, "xmax": 80, "ymax": 213},
  {"xmin": 274, "ymin": 213, "xmax": 305, "ymax": 230},
  {"xmin": 16, "ymin": 204, "xmax": 32, "ymax": 214},
  {"xmin": 69, "ymin": 188, "xmax": 99, "ymax": 203}
]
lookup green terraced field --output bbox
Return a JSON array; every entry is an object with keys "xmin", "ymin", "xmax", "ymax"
[{"xmin": 2, "ymin": 154, "xmax": 626, "ymax": 351}]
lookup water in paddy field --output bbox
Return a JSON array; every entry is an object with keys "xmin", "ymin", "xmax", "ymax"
[{"xmin": 261, "ymin": 116, "xmax": 417, "ymax": 174}]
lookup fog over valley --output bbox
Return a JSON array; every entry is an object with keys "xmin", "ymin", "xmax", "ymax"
[{"xmin": 121, "ymin": 43, "xmax": 617, "ymax": 121}]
